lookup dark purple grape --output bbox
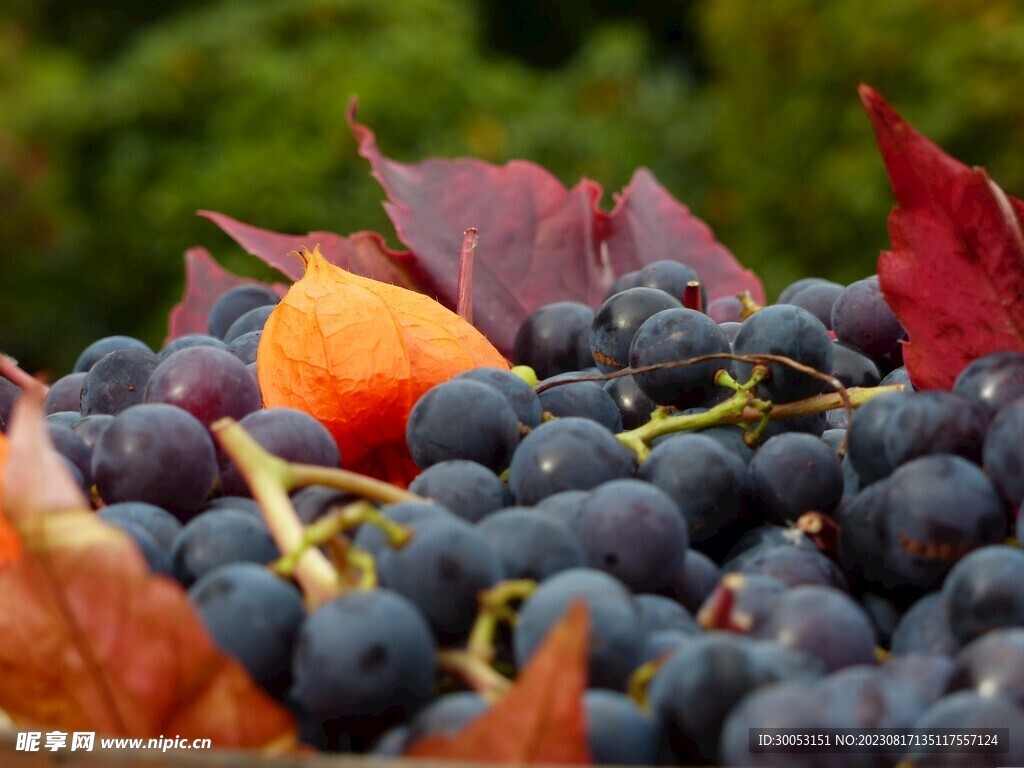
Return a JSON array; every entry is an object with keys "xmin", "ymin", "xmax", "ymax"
[
  {"xmin": 144, "ymin": 345, "xmax": 262, "ymax": 427},
  {"xmin": 748, "ymin": 432, "xmax": 843, "ymax": 524},
  {"xmin": 406, "ymin": 379, "xmax": 520, "ymax": 472},
  {"xmin": 719, "ymin": 679, "xmax": 823, "ymax": 768},
  {"xmin": 454, "ymin": 366, "xmax": 543, "ymax": 428},
  {"xmin": 778, "ymin": 276, "xmax": 835, "ymax": 305},
  {"xmin": 945, "ymin": 628, "xmax": 1024, "ymax": 707},
  {"xmin": 623, "ymin": 260, "xmax": 705, "ymax": 306},
  {"xmin": 189, "ymin": 562, "xmax": 303, "ymax": 699},
  {"xmin": 722, "ymin": 525, "xmax": 813, "ymax": 570},
  {"xmin": 70, "ymin": 413, "xmax": 114, "ymax": 449},
  {"xmin": 92, "ymin": 403, "xmax": 217, "ymax": 521},
  {"xmin": 47, "ymin": 423, "xmax": 92, "ymax": 485},
  {"xmin": 533, "ymin": 489, "xmax": 588, "ymax": 526},
  {"xmin": 226, "ymin": 330, "xmax": 262, "ymax": 366},
  {"xmin": 514, "ymin": 568, "xmax": 642, "ymax": 690},
  {"xmin": 634, "ymin": 593, "xmax": 698, "ymax": 635},
  {"xmin": 537, "ymin": 374, "xmax": 623, "ymax": 432},
  {"xmin": 123, "ymin": 523, "xmax": 174, "ymax": 575},
  {"xmin": 219, "ymin": 408, "xmax": 341, "ymax": 497},
  {"xmin": 752, "ymin": 585, "xmax": 877, "ymax": 672},
  {"xmin": 982, "ymin": 398, "xmax": 1024, "ymax": 510},
  {"xmin": 223, "ymin": 304, "xmax": 274, "ymax": 343},
  {"xmin": 890, "ymin": 592, "xmax": 960, "ymax": 657},
  {"xmin": 738, "ymin": 544, "xmax": 850, "ymax": 592},
  {"xmin": 507, "ymin": 417, "xmax": 634, "ymax": 505},
  {"xmin": 887, "ymin": 653, "xmax": 955, "ymax": 708},
  {"xmin": 0, "ymin": 376, "xmax": 20, "ymax": 432},
  {"xmin": 376, "ymin": 515, "xmax": 502, "ymax": 643},
  {"xmin": 476, "ymin": 507, "xmax": 584, "ymax": 582},
  {"xmin": 80, "ymin": 348, "xmax": 160, "ymax": 416},
  {"xmin": 882, "ymin": 391, "xmax": 987, "ymax": 470},
  {"xmin": 569, "ymin": 479, "xmax": 688, "ymax": 593},
  {"xmin": 707, "ymin": 296, "xmax": 743, "ymax": 324},
  {"xmin": 73, "ymin": 335, "xmax": 152, "ymax": 373},
  {"xmin": 628, "ymin": 307, "xmax": 733, "ymax": 408},
  {"xmin": 650, "ymin": 634, "xmax": 823, "ymax": 763},
  {"xmin": 952, "ymin": 350, "xmax": 1024, "ymax": 420},
  {"xmin": 98, "ymin": 501, "xmax": 183, "ymax": 551},
  {"xmin": 290, "ymin": 589, "xmax": 436, "ymax": 745},
  {"xmin": 44, "ymin": 372, "xmax": 85, "ymax": 414},
  {"xmin": 902, "ymin": 690, "xmax": 1024, "ymax": 767},
  {"xmin": 830, "ymin": 277, "xmax": 905, "ymax": 359},
  {"xmin": 839, "ymin": 455, "xmax": 1006, "ymax": 604},
  {"xmin": 658, "ymin": 547, "xmax": 722, "ymax": 613},
  {"xmin": 638, "ymin": 433, "xmax": 750, "ymax": 550},
  {"xmin": 407, "ymin": 460, "xmax": 508, "ymax": 523},
  {"xmin": 584, "ymin": 689, "xmax": 662, "ymax": 766},
  {"xmin": 591, "ymin": 287, "xmax": 683, "ymax": 373},
  {"xmin": 513, "ymin": 301, "xmax": 595, "ymax": 380},
  {"xmin": 602, "ymin": 374, "xmax": 657, "ymax": 430},
  {"xmin": 831, "ymin": 341, "xmax": 881, "ymax": 388},
  {"xmin": 159, "ymin": 333, "xmax": 229, "ymax": 360},
  {"xmin": 732, "ymin": 304, "xmax": 835, "ymax": 403},
  {"xmin": 942, "ymin": 545, "xmax": 1024, "ymax": 646},
  {"xmin": 782, "ymin": 279, "xmax": 843, "ymax": 329},
  {"xmin": 170, "ymin": 509, "xmax": 280, "ymax": 586},
  {"xmin": 203, "ymin": 495, "xmax": 263, "ymax": 516},
  {"xmin": 45, "ymin": 410, "xmax": 80, "ymax": 428},
  {"xmin": 208, "ymin": 284, "xmax": 279, "ymax": 340},
  {"xmin": 846, "ymin": 390, "xmax": 912, "ymax": 485}
]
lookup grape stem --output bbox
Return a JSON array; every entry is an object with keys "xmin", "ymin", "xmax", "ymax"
[
  {"xmin": 437, "ymin": 650, "xmax": 512, "ymax": 703},
  {"xmin": 456, "ymin": 227, "xmax": 478, "ymax": 323}
]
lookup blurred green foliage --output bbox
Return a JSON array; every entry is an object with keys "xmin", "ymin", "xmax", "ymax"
[{"xmin": 1, "ymin": 0, "xmax": 1023, "ymax": 373}]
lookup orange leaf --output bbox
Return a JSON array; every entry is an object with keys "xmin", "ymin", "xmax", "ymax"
[
  {"xmin": 257, "ymin": 245, "xmax": 510, "ymax": 486},
  {"xmin": 0, "ymin": 431, "xmax": 21, "ymax": 568},
  {"xmin": 407, "ymin": 601, "xmax": 592, "ymax": 764},
  {"xmin": 0, "ymin": 386, "xmax": 297, "ymax": 750}
]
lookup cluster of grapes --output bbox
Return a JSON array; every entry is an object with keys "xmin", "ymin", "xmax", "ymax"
[{"xmin": 3, "ymin": 260, "xmax": 1024, "ymax": 767}]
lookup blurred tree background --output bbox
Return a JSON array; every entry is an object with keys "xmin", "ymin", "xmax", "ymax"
[{"xmin": 2, "ymin": 0, "xmax": 1023, "ymax": 374}]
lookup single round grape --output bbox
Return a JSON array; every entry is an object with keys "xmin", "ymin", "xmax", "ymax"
[
  {"xmin": 634, "ymin": 593, "xmax": 698, "ymax": 636},
  {"xmin": 831, "ymin": 340, "xmax": 880, "ymax": 388},
  {"xmin": 830, "ymin": 277, "xmax": 906, "ymax": 360},
  {"xmin": 476, "ymin": 507, "xmax": 585, "ymax": 581},
  {"xmin": 628, "ymin": 307, "xmax": 733, "ymax": 408},
  {"xmin": 98, "ymin": 501, "xmax": 183, "ymax": 551},
  {"xmin": 584, "ymin": 689, "xmax": 662, "ymax": 766},
  {"xmin": 80, "ymin": 347, "xmax": 160, "ymax": 416},
  {"xmin": 952, "ymin": 349, "xmax": 1024, "ymax": 420},
  {"xmin": 223, "ymin": 304, "xmax": 275, "ymax": 343},
  {"xmin": 407, "ymin": 460, "xmax": 508, "ymax": 523},
  {"xmin": 945, "ymin": 628, "xmax": 1024, "ymax": 708},
  {"xmin": 92, "ymin": 403, "xmax": 217, "ymax": 521},
  {"xmin": 846, "ymin": 390, "xmax": 911, "ymax": 485},
  {"xmin": 570, "ymin": 478, "xmax": 688, "ymax": 593},
  {"xmin": 882, "ymin": 390, "xmax": 987, "ymax": 470},
  {"xmin": 591, "ymin": 287, "xmax": 683, "ymax": 373},
  {"xmin": 73, "ymin": 335, "xmax": 152, "ymax": 373},
  {"xmin": 144, "ymin": 345, "xmax": 262, "ymax": 427},
  {"xmin": 70, "ymin": 413, "xmax": 114, "ymax": 449},
  {"xmin": 453, "ymin": 366, "xmax": 543, "ymax": 427},
  {"xmin": 513, "ymin": 301, "xmax": 595, "ymax": 380},
  {"xmin": 781, "ymin": 279, "xmax": 843, "ymax": 329},
  {"xmin": 507, "ymin": 417, "xmax": 634, "ymax": 505},
  {"xmin": 290, "ymin": 589, "xmax": 436, "ymax": 742},
  {"xmin": 47, "ymin": 423, "xmax": 92, "ymax": 484},
  {"xmin": 602, "ymin": 374, "xmax": 657, "ymax": 430},
  {"xmin": 982, "ymin": 398, "xmax": 1024, "ymax": 510},
  {"xmin": 942, "ymin": 545, "xmax": 1024, "ymax": 646},
  {"xmin": 732, "ymin": 304, "xmax": 835, "ymax": 403},
  {"xmin": 657, "ymin": 547, "xmax": 722, "ymax": 613},
  {"xmin": 44, "ymin": 372, "xmax": 86, "ymax": 414},
  {"xmin": 406, "ymin": 379, "xmax": 520, "ymax": 472},
  {"xmin": 208, "ymin": 284, "xmax": 280, "ymax": 340},
  {"xmin": 225, "ymin": 330, "xmax": 262, "ymax": 366},
  {"xmin": 219, "ymin": 407, "xmax": 341, "ymax": 497},
  {"xmin": 747, "ymin": 432, "xmax": 843, "ymax": 524},
  {"xmin": 189, "ymin": 562, "xmax": 304, "ymax": 699},
  {"xmin": 890, "ymin": 592, "xmax": 960, "ymax": 657},
  {"xmin": 536, "ymin": 374, "xmax": 623, "ymax": 432},
  {"xmin": 170, "ymin": 509, "xmax": 280, "ymax": 587}
]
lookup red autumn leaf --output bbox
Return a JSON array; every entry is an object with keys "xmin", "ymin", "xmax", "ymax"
[
  {"xmin": 600, "ymin": 168, "xmax": 766, "ymax": 304},
  {"xmin": 348, "ymin": 99, "xmax": 762, "ymax": 357},
  {"xmin": 0, "ymin": 385, "xmax": 297, "ymax": 751},
  {"xmin": 165, "ymin": 246, "xmax": 287, "ymax": 342},
  {"xmin": 198, "ymin": 209, "xmax": 426, "ymax": 291},
  {"xmin": 860, "ymin": 84, "xmax": 1024, "ymax": 390},
  {"xmin": 407, "ymin": 601, "xmax": 591, "ymax": 764}
]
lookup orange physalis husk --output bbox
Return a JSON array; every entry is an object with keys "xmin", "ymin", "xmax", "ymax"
[{"xmin": 256, "ymin": 245, "xmax": 510, "ymax": 486}]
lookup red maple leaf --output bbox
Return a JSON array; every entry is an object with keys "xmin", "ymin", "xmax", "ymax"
[{"xmin": 860, "ymin": 84, "xmax": 1024, "ymax": 389}]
